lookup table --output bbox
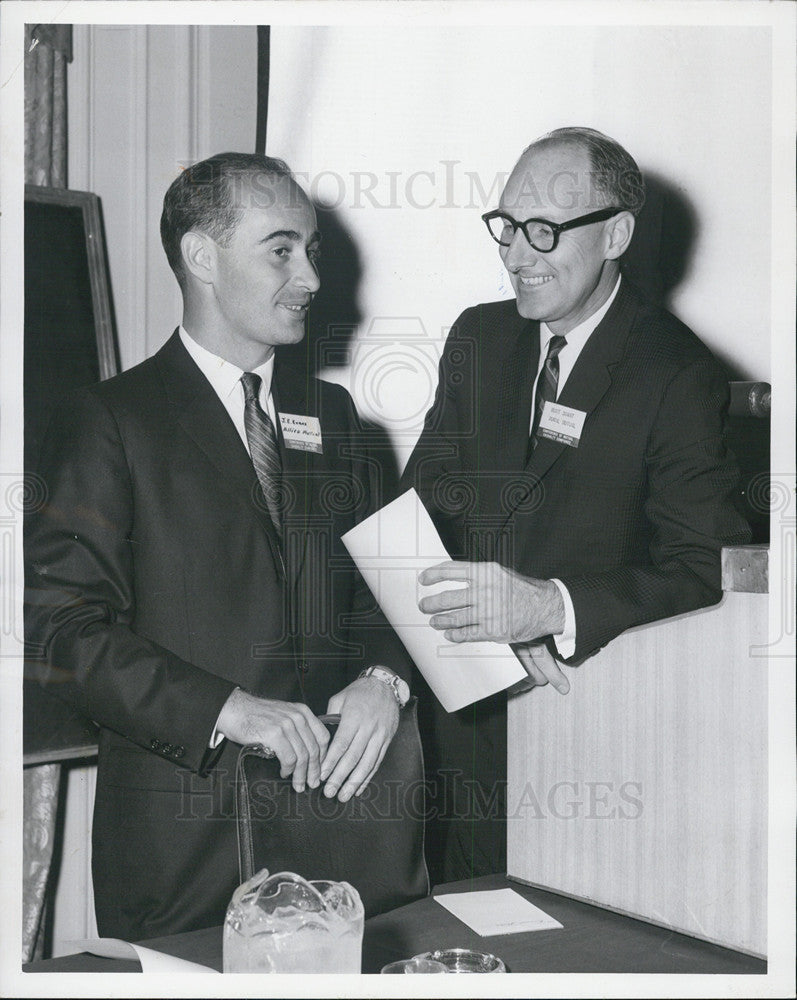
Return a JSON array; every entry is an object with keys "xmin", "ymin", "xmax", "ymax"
[{"xmin": 24, "ymin": 875, "xmax": 765, "ymax": 975}]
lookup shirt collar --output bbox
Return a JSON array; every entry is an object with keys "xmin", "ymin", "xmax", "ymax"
[
  {"xmin": 179, "ymin": 326, "xmax": 275, "ymax": 401},
  {"xmin": 540, "ymin": 274, "xmax": 622, "ymax": 352}
]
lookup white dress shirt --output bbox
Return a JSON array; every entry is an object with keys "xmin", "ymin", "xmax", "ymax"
[
  {"xmin": 179, "ymin": 326, "xmax": 278, "ymax": 444},
  {"xmin": 531, "ymin": 276, "xmax": 621, "ymax": 659},
  {"xmin": 179, "ymin": 327, "xmax": 398, "ymax": 745},
  {"xmin": 179, "ymin": 326, "xmax": 278, "ymax": 748}
]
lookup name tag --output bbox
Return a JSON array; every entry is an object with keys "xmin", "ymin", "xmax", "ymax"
[
  {"xmin": 278, "ymin": 413, "xmax": 323, "ymax": 453},
  {"xmin": 538, "ymin": 401, "xmax": 587, "ymax": 448}
]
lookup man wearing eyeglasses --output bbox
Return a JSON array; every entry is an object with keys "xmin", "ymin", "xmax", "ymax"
[{"xmin": 403, "ymin": 127, "xmax": 750, "ymax": 882}]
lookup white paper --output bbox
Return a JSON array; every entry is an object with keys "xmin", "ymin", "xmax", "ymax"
[
  {"xmin": 434, "ymin": 889, "xmax": 563, "ymax": 936},
  {"xmin": 341, "ymin": 489, "xmax": 526, "ymax": 712},
  {"xmin": 65, "ymin": 937, "xmax": 219, "ymax": 973}
]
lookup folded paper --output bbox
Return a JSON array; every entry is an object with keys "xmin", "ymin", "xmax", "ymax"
[{"xmin": 341, "ymin": 489, "xmax": 525, "ymax": 711}]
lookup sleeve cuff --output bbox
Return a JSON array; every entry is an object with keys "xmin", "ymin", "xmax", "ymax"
[
  {"xmin": 550, "ymin": 578, "xmax": 577, "ymax": 659},
  {"xmin": 208, "ymin": 687, "xmax": 240, "ymax": 748}
]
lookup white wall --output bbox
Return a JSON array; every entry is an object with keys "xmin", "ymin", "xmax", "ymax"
[
  {"xmin": 68, "ymin": 24, "xmax": 258, "ymax": 370},
  {"xmin": 267, "ymin": 24, "xmax": 772, "ymax": 467},
  {"xmin": 66, "ymin": 23, "xmax": 773, "ymax": 465}
]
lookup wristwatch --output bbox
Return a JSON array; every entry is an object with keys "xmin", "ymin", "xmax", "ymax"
[{"xmin": 358, "ymin": 666, "xmax": 410, "ymax": 708}]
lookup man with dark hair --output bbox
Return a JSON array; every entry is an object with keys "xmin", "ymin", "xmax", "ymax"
[
  {"xmin": 26, "ymin": 152, "xmax": 412, "ymax": 938},
  {"xmin": 403, "ymin": 128, "xmax": 750, "ymax": 882},
  {"xmin": 159, "ymin": 153, "xmax": 295, "ymax": 283}
]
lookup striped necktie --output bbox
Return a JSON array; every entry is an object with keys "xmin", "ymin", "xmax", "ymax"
[
  {"xmin": 530, "ymin": 334, "xmax": 567, "ymax": 454},
  {"xmin": 241, "ymin": 372, "xmax": 283, "ymax": 540}
]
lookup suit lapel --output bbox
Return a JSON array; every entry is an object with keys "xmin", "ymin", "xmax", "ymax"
[
  {"xmin": 509, "ymin": 281, "xmax": 641, "ymax": 517},
  {"xmin": 495, "ymin": 313, "xmax": 539, "ymax": 472},
  {"xmin": 271, "ymin": 359, "xmax": 319, "ymax": 590},
  {"xmin": 154, "ymin": 331, "xmax": 286, "ymax": 567},
  {"xmin": 462, "ymin": 305, "xmax": 537, "ymax": 562}
]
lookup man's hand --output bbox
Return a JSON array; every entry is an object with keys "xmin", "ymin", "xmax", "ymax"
[
  {"xmin": 508, "ymin": 642, "xmax": 570, "ymax": 695},
  {"xmin": 320, "ymin": 676, "xmax": 400, "ymax": 802},
  {"xmin": 216, "ymin": 689, "xmax": 330, "ymax": 793},
  {"xmin": 418, "ymin": 560, "xmax": 566, "ymax": 644}
]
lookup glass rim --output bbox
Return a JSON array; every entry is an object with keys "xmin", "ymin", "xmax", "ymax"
[{"xmin": 482, "ymin": 206, "xmax": 623, "ymax": 251}]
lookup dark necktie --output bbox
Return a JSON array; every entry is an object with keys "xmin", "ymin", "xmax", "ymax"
[
  {"xmin": 241, "ymin": 372, "xmax": 283, "ymax": 540},
  {"xmin": 530, "ymin": 334, "xmax": 567, "ymax": 454}
]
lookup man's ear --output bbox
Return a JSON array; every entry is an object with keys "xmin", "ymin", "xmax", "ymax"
[
  {"xmin": 604, "ymin": 211, "xmax": 635, "ymax": 261},
  {"xmin": 180, "ymin": 231, "xmax": 215, "ymax": 285}
]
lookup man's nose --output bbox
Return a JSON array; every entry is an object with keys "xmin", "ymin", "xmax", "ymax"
[
  {"xmin": 294, "ymin": 253, "xmax": 321, "ymax": 294},
  {"xmin": 502, "ymin": 226, "xmax": 537, "ymax": 270}
]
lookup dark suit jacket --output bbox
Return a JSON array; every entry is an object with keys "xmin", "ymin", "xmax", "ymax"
[
  {"xmin": 401, "ymin": 279, "xmax": 751, "ymax": 881},
  {"xmin": 404, "ymin": 279, "xmax": 751, "ymax": 663},
  {"xmin": 25, "ymin": 331, "xmax": 409, "ymax": 939}
]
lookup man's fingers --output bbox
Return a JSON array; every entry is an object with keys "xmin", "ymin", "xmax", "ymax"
[
  {"xmin": 268, "ymin": 705, "xmax": 329, "ymax": 791},
  {"xmin": 443, "ymin": 624, "xmax": 486, "ymax": 643},
  {"xmin": 418, "ymin": 586, "xmax": 472, "ymax": 615},
  {"xmin": 319, "ymin": 716, "xmax": 356, "ymax": 783},
  {"xmin": 296, "ymin": 707, "xmax": 331, "ymax": 787},
  {"xmin": 218, "ymin": 691, "xmax": 329, "ymax": 791},
  {"xmin": 418, "ymin": 560, "xmax": 473, "ymax": 586},
  {"xmin": 272, "ymin": 721, "xmax": 309, "ymax": 789},
  {"xmin": 530, "ymin": 645, "xmax": 570, "ymax": 694},
  {"xmin": 320, "ymin": 676, "xmax": 399, "ymax": 800},
  {"xmin": 288, "ymin": 719, "xmax": 318, "ymax": 791},
  {"xmin": 428, "ymin": 607, "xmax": 476, "ymax": 630},
  {"xmin": 297, "ymin": 703, "xmax": 332, "ymax": 751},
  {"xmin": 333, "ymin": 733, "xmax": 385, "ymax": 802},
  {"xmin": 355, "ymin": 743, "xmax": 389, "ymax": 796},
  {"xmin": 288, "ymin": 708, "xmax": 330, "ymax": 789},
  {"xmin": 517, "ymin": 644, "xmax": 570, "ymax": 694},
  {"xmin": 322, "ymin": 727, "xmax": 371, "ymax": 800}
]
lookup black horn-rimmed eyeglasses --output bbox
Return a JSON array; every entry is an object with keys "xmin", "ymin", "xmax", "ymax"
[{"xmin": 482, "ymin": 207, "xmax": 622, "ymax": 253}]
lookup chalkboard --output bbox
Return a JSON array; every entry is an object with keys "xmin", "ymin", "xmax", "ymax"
[
  {"xmin": 24, "ymin": 185, "xmax": 118, "ymax": 472},
  {"xmin": 24, "ymin": 185, "xmax": 118, "ymax": 763}
]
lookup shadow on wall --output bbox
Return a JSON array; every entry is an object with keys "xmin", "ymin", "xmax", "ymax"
[
  {"xmin": 281, "ymin": 182, "xmax": 761, "ymax": 516},
  {"xmin": 622, "ymin": 170, "xmax": 769, "ymax": 541},
  {"xmin": 624, "ymin": 170, "xmax": 747, "ymax": 381},
  {"xmin": 280, "ymin": 203, "xmax": 401, "ymax": 507}
]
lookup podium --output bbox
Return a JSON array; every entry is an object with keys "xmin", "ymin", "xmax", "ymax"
[{"xmin": 507, "ymin": 546, "xmax": 768, "ymax": 957}]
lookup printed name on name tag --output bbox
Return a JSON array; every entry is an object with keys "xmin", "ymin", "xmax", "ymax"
[
  {"xmin": 538, "ymin": 401, "xmax": 587, "ymax": 448},
  {"xmin": 278, "ymin": 413, "xmax": 323, "ymax": 453}
]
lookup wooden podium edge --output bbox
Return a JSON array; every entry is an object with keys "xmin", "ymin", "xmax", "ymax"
[{"xmin": 505, "ymin": 873, "xmax": 768, "ymax": 962}]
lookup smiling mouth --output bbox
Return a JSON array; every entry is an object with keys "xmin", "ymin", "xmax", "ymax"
[
  {"xmin": 279, "ymin": 303, "xmax": 309, "ymax": 313},
  {"xmin": 519, "ymin": 275, "xmax": 554, "ymax": 287}
]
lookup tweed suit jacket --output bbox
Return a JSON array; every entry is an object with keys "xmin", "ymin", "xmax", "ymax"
[
  {"xmin": 25, "ymin": 331, "xmax": 410, "ymax": 939},
  {"xmin": 403, "ymin": 279, "xmax": 751, "ymax": 663}
]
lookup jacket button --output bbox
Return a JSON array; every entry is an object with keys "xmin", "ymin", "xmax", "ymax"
[
  {"xmin": 299, "ymin": 660, "xmax": 310, "ymax": 674},
  {"xmin": 162, "ymin": 743, "xmax": 172, "ymax": 755},
  {"xmin": 174, "ymin": 746, "xmax": 185, "ymax": 758},
  {"xmin": 150, "ymin": 738, "xmax": 160, "ymax": 751}
]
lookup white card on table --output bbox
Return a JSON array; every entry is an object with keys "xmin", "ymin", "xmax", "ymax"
[{"xmin": 434, "ymin": 888, "xmax": 563, "ymax": 936}]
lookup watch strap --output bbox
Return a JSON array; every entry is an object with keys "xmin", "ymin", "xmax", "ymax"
[{"xmin": 358, "ymin": 666, "xmax": 409, "ymax": 707}]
